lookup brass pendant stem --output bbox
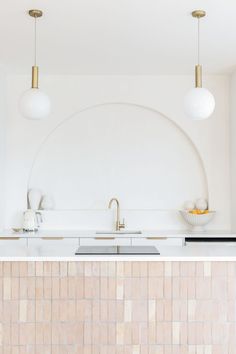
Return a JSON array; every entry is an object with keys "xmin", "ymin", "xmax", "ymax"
[
  {"xmin": 195, "ymin": 64, "xmax": 202, "ymax": 88},
  {"xmin": 32, "ymin": 66, "xmax": 39, "ymax": 88}
]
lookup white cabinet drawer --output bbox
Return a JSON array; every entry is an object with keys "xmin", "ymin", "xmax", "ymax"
[
  {"xmin": 0, "ymin": 238, "xmax": 28, "ymax": 256},
  {"xmin": 132, "ymin": 237, "xmax": 183, "ymax": 247},
  {"xmin": 80, "ymin": 237, "xmax": 131, "ymax": 246},
  {"xmin": 28, "ymin": 237, "xmax": 79, "ymax": 256}
]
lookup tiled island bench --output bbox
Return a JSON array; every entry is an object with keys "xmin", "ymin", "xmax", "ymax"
[{"xmin": 0, "ymin": 261, "xmax": 235, "ymax": 354}]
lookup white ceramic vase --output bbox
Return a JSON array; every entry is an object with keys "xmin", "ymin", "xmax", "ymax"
[
  {"xmin": 28, "ymin": 189, "xmax": 42, "ymax": 210},
  {"xmin": 40, "ymin": 195, "xmax": 54, "ymax": 210}
]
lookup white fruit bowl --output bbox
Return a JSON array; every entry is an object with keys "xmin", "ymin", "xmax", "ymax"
[{"xmin": 179, "ymin": 210, "xmax": 216, "ymax": 231}]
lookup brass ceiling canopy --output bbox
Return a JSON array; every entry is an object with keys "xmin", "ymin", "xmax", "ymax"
[
  {"xmin": 28, "ymin": 9, "xmax": 43, "ymax": 18},
  {"xmin": 192, "ymin": 10, "xmax": 206, "ymax": 19}
]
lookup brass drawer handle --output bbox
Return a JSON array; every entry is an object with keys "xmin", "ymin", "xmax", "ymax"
[
  {"xmin": 95, "ymin": 237, "xmax": 115, "ymax": 240},
  {"xmin": 41, "ymin": 237, "xmax": 64, "ymax": 240},
  {"xmin": 146, "ymin": 237, "xmax": 167, "ymax": 240},
  {"xmin": 0, "ymin": 237, "xmax": 20, "ymax": 240}
]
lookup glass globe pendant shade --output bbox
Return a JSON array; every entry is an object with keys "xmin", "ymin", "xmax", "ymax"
[
  {"xmin": 19, "ymin": 88, "xmax": 51, "ymax": 120},
  {"xmin": 184, "ymin": 87, "xmax": 215, "ymax": 120}
]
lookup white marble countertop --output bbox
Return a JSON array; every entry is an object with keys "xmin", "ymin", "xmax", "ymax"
[
  {"xmin": 1, "ymin": 229, "xmax": 236, "ymax": 238},
  {"xmin": 0, "ymin": 229, "xmax": 235, "ymax": 260},
  {"xmin": 0, "ymin": 231, "xmax": 234, "ymax": 260}
]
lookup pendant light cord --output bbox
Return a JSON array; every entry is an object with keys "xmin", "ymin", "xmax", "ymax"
[{"xmin": 34, "ymin": 15, "xmax": 37, "ymax": 66}]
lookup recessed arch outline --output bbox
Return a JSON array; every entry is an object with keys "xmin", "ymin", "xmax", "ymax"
[{"xmin": 27, "ymin": 102, "xmax": 209, "ymax": 208}]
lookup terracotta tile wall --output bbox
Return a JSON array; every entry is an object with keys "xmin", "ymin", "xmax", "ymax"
[{"xmin": 0, "ymin": 261, "xmax": 235, "ymax": 353}]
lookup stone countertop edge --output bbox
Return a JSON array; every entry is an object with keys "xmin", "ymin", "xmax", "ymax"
[{"xmin": 1, "ymin": 229, "xmax": 236, "ymax": 238}]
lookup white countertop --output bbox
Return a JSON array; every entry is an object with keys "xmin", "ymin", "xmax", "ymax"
[
  {"xmin": 0, "ymin": 229, "xmax": 236, "ymax": 260},
  {"xmin": 2, "ymin": 229, "xmax": 236, "ymax": 238}
]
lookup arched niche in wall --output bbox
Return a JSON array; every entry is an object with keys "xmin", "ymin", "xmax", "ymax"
[{"xmin": 28, "ymin": 103, "xmax": 208, "ymax": 210}]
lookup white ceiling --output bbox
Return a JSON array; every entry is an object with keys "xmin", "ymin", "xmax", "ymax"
[{"xmin": 0, "ymin": 0, "xmax": 235, "ymax": 75}]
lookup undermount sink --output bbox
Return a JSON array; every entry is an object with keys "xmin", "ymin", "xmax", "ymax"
[{"xmin": 96, "ymin": 230, "xmax": 142, "ymax": 235}]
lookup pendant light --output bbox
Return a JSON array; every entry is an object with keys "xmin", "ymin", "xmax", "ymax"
[
  {"xmin": 184, "ymin": 10, "xmax": 215, "ymax": 120},
  {"xmin": 19, "ymin": 9, "xmax": 51, "ymax": 120}
]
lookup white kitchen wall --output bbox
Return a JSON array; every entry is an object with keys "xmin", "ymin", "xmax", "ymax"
[
  {"xmin": 230, "ymin": 72, "xmax": 236, "ymax": 231},
  {"xmin": 4, "ymin": 74, "xmax": 230, "ymax": 230},
  {"xmin": 0, "ymin": 69, "xmax": 7, "ymax": 230}
]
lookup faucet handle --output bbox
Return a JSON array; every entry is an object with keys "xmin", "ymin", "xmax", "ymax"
[{"xmin": 119, "ymin": 219, "xmax": 125, "ymax": 230}]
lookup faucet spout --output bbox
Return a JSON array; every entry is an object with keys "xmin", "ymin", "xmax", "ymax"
[{"xmin": 108, "ymin": 198, "xmax": 125, "ymax": 231}]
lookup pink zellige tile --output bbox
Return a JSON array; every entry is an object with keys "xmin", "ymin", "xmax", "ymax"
[
  {"xmin": 132, "ymin": 300, "xmax": 148, "ymax": 322},
  {"xmin": 212, "ymin": 278, "xmax": 227, "ymax": 300},
  {"xmin": 44, "ymin": 277, "xmax": 52, "ymax": 299},
  {"xmin": 35, "ymin": 277, "xmax": 44, "ymax": 299},
  {"xmin": 68, "ymin": 277, "xmax": 76, "ymax": 299},
  {"xmin": 148, "ymin": 278, "xmax": 163, "ymax": 299},
  {"xmin": 163, "ymin": 323, "xmax": 172, "ymax": 345},
  {"xmin": 11, "ymin": 277, "xmax": 19, "ymax": 300},
  {"xmin": 100, "ymin": 277, "xmax": 108, "ymax": 299},
  {"xmin": 124, "ymin": 323, "xmax": 132, "ymax": 345},
  {"xmin": 92, "ymin": 261, "xmax": 100, "ymax": 276},
  {"xmin": 149, "ymin": 300, "xmax": 156, "ymax": 322},
  {"xmin": 59, "ymin": 262, "xmax": 68, "ymax": 277},
  {"xmin": 164, "ymin": 278, "xmax": 172, "ymax": 299},
  {"xmin": 43, "ymin": 262, "xmax": 52, "ymax": 277},
  {"xmin": 11, "ymin": 262, "xmax": 20, "ymax": 277},
  {"xmin": 187, "ymin": 277, "xmax": 196, "ymax": 299},
  {"xmin": 131, "ymin": 323, "xmax": 140, "ymax": 345},
  {"xmin": 117, "ymin": 262, "xmax": 124, "ymax": 277},
  {"xmin": 68, "ymin": 262, "xmax": 77, "ymax": 276},
  {"xmin": 108, "ymin": 323, "xmax": 116, "ymax": 345},
  {"xmin": 60, "ymin": 277, "xmax": 68, "ymax": 299},
  {"xmin": 27, "ymin": 300, "xmax": 35, "ymax": 322},
  {"xmin": 140, "ymin": 323, "xmax": 148, "ymax": 345},
  {"xmin": 180, "ymin": 278, "xmax": 188, "ymax": 299},
  {"xmin": 124, "ymin": 263, "xmax": 132, "ymax": 277},
  {"xmin": 116, "ymin": 300, "xmax": 124, "ymax": 322},
  {"xmin": 203, "ymin": 323, "xmax": 212, "ymax": 345},
  {"xmin": 163, "ymin": 299, "xmax": 172, "ymax": 321},
  {"xmin": 35, "ymin": 262, "xmax": 44, "ymax": 276},
  {"xmin": 108, "ymin": 277, "xmax": 116, "ymax": 299},
  {"xmin": 156, "ymin": 323, "xmax": 164, "ymax": 344},
  {"xmin": 92, "ymin": 300, "xmax": 100, "ymax": 321},
  {"xmin": 196, "ymin": 278, "xmax": 211, "ymax": 299},
  {"xmin": 227, "ymin": 300, "xmax": 236, "ymax": 321},
  {"xmin": 227, "ymin": 262, "xmax": 236, "ymax": 277},
  {"xmin": 227, "ymin": 277, "xmax": 236, "ymax": 299},
  {"xmin": 100, "ymin": 300, "xmax": 108, "ymax": 321},
  {"xmin": 52, "ymin": 278, "xmax": 60, "ymax": 299},
  {"xmin": 11, "ymin": 324, "xmax": 19, "ymax": 346},
  {"xmin": 211, "ymin": 262, "xmax": 227, "ymax": 277},
  {"xmin": 19, "ymin": 277, "xmax": 28, "ymax": 299},
  {"xmin": 172, "ymin": 278, "xmax": 180, "ymax": 299},
  {"xmin": 117, "ymin": 278, "xmax": 124, "ymax": 300},
  {"xmin": 108, "ymin": 262, "xmax": 116, "ymax": 277},
  {"xmin": 76, "ymin": 276, "xmax": 84, "ymax": 299},
  {"xmin": 116, "ymin": 323, "xmax": 125, "ymax": 345},
  {"xmin": 22, "ymin": 262, "xmax": 33, "ymax": 277},
  {"xmin": 130, "ymin": 278, "xmax": 142, "ymax": 300},
  {"xmin": 132, "ymin": 262, "xmax": 141, "ymax": 277},
  {"xmin": 148, "ymin": 322, "xmax": 156, "ymax": 344},
  {"xmin": 3, "ymin": 262, "xmax": 11, "ymax": 277},
  {"xmin": 3, "ymin": 278, "xmax": 11, "ymax": 300},
  {"xmin": 108, "ymin": 300, "xmax": 116, "ymax": 321},
  {"xmin": 148, "ymin": 262, "xmax": 164, "ymax": 277},
  {"xmin": 172, "ymin": 262, "xmax": 180, "ymax": 276},
  {"xmin": 180, "ymin": 323, "xmax": 188, "ymax": 345},
  {"xmin": 51, "ymin": 262, "xmax": 60, "ymax": 276}
]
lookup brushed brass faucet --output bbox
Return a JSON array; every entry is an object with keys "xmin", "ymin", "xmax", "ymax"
[{"xmin": 108, "ymin": 198, "xmax": 125, "ymax": 231}]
